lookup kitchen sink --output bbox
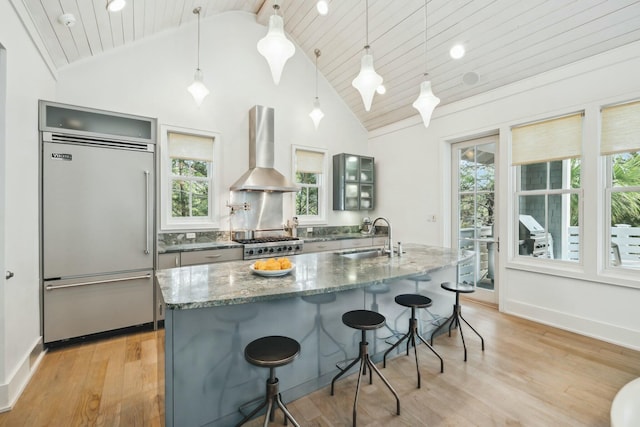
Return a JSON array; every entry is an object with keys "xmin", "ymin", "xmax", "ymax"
[{"xmin": 338, "ymin": 248, "xmax": 386, "ymax": 260}]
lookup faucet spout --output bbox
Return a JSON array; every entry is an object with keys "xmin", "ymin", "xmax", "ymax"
[{"xmin": 372, "ymin": 217, "xmax": 393, "ymax": 258}]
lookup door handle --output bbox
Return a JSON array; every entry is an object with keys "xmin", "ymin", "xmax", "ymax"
[
  {"xmin": 144, "ymin": 170, "xmax": 150, "ymax": 255},
  {"xmin": 5, "ymin": 271, "xmax": 14, "ymax": 280}
]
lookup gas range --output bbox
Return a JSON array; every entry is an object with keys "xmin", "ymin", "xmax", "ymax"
[{"xmin": 233, "ymin": 236, "xmax": 304, "ymax": 260}]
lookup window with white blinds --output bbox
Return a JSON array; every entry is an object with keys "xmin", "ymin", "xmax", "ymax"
[
  {"xmin": 512, "ymin": 112, "xmax": 583, "ymax": 263},
  {"xmin": 292, "ymin": 146, "xmax": 327, "ymax": 224},
  {"xmin": 601, "ymin": 99, "xmax": 640, "ymax": 271},
  {"xmin": 160, "ymin": 125, "xmax": 220, "ymax": 230}
]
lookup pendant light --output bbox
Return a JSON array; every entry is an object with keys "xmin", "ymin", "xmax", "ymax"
[
  {"xmin": 309, "ymin": 49, "xmax": 325, "ymax": 130},
  {"xmin": 412, "ymin": 0, "xmax": 440, "ymax": 128},
  {"xmin": 257, "ymin": 1, "xmax": 295, "ymax": 85},
  {"xmin": 187, "ymin": 7, "xmax": 210, "ymax": 107},
  {"xmin": 352, "ymin": 0, "xmax": 383, "ymax": 112},
  {"xmin": 106, "ymin": 0, "xmax": 126, "ymax": 12}
]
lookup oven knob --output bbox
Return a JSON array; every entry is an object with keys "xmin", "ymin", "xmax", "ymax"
[
  {"xmin": 268, "ymin": 248, "xmax": 274, "ymax": 253},
  {"xmin": 287, "ymin": 246, "xmax": 292, "ymax": 250},
  {"xmin": 258, "ymin": 249, "xmax": 263, "ymax": 254},
  {"xmin": 248, "ymin": 250, "xmax": 254, "ymax": 255},
  {"xmin": 277, "ymin": 247, "xmax": 282, "ymax": 252}
]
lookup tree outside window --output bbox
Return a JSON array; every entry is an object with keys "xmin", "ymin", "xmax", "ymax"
[{"xmin": 293, "ymin": 146, "xmax": 327, "ymax": 224}]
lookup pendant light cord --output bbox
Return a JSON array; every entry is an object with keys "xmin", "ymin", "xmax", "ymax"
[
  {"xmin": 314, "ymin": 49, "xmax": 321, "ymax": 99},
  {"xmin": 194, "ymin": 7, "xmax": 201, "ymax": 70},
  {"xmin": 424, "ymin": 0, "xmax": 428, "ymax": 77},
  {"xmin": 365, "ymin": 0, "xmax": 370, "ymax": 50}
]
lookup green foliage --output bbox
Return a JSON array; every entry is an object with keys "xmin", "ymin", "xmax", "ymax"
[
  {"xmin": 295, "ymin": 172, "xmax": 319, "ymax": 216},
  {"xmin": 171, "ymin": 159, "xmax": 210, "ymax": 218},
  {"xmin": 610, "ymin": 152, "xmax": 640, "ymax": 226}
]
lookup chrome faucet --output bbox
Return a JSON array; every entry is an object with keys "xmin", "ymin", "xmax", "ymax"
[{"xmin": 371, "ymin": 217, "xmax": 393, "ymax": 257}]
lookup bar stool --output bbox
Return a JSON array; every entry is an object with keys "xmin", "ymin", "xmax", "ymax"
[
  {"xmin": 236, "ymin": 336, "xmax": 301, "ymax": 427},
  {"xmin": 383, "ymin": 294, "xmax": 444, "ymax": 388},
  {"xmin": 331, "ymin": 310, "xmax": 400, "ymax": 427},
  {"xmin": 394, "ymin": 273, "xmax": 443, "ymax": 332},
  {"xmin": 430, "ymin": 282, "xmax": 485, "ymax": 361}
]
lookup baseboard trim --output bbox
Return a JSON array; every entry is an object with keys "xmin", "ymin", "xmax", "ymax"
[
  {"xmin": 0, "ymin": 337, "xmax": 46, "ymax": 413},
  {"xmin": 505, "ymin": 299, "xmax": 640, "ymax": 351}
]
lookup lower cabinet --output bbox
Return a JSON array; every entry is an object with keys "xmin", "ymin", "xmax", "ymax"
[
  {"xmin": 180, "ymin": 248, "xmax": 243, "ymax": 266},
  {"xmin": 302, "ymin": 240, "xmax": 342, "ymax": 253},
  {"xmin": 158, "ymin": 252, "xmax": 181, "ymax": 269}
]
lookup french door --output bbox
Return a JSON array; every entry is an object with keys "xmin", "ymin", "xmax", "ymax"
[{"xmin": 452, "ymin": 135, "xmax": 499, "ymax": 305}]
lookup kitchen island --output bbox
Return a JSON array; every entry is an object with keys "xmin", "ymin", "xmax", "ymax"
[{"xmin": 156, "ymin": 243, "xmax": 474, "ymax": 427}]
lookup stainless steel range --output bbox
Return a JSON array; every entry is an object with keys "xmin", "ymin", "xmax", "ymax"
[{"xmin": 234, "ymin": 237, "xmax": 304, "ymax": 260}]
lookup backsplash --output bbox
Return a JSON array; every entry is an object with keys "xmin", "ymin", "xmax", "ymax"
[{"xmin": 157, "ymin": 224, "xmax": 387, "ymax": 246}]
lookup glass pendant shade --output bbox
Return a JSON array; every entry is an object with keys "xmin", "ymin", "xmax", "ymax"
[
  {"xmin": 309, "ymin": 98, "xmax": 324, "ymax": 130},
  {"xmin": 412, "ymin": 80, "xmax": 440, "ymax": 128},
  {"xmin": 352, "ymin": 51, "xmax": 382, "ymax": 112},
  {"xmin": 257, "ymin": 14, "xmax": 295, "ymax": 85},
  {"xmin": 187, "ymin": 69, "xmax": 210, "ymax": 107}
]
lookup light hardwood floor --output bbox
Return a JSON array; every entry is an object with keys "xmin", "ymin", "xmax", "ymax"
[{"xmin": 1, "ymin": 301, "xmax": 638, "ymax": 426}]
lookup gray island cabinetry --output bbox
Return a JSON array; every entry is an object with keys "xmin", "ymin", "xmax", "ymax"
[{"xmin": 156, "ymin": 244, "xmax": 474, "ymax": 427}]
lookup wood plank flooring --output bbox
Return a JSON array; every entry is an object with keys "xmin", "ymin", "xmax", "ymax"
[{"xmin": 1, "ymin": 301, "xmax": 638, "ymax": 426}]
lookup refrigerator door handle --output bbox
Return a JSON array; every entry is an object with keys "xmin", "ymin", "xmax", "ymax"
[
  {"xmin": 45, "ymin": 273, "xmax": 152, "ymax": 291},
  {"xmin": 144, "ymin": 170, "xmax": 150, "ymax": 255}
]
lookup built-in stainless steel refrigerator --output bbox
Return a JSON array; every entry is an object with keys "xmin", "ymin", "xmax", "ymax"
[{"xmin": 40, "ymin": 101, "xmax": 155, "ymax": 344}]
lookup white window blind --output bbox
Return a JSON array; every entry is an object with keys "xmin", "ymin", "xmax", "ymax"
[
  {"xmin": 511, "ymin": 113, "xmax": 583, "ymax": 165},
  {"xmin": 296, "ymin": 149, "xmax": 324, "ymax": 173},
  {"xmin": 168, "ymin": 132, "xmax": 214, "ymax": 161},
  {"xmin": 601, "ymin": 100, "xmax": 640, "ymax": 155}
]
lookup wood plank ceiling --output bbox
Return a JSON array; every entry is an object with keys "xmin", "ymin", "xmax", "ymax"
[{"xmin": 17, "ymin": 0, "xmax": 640, "ymax": 131}]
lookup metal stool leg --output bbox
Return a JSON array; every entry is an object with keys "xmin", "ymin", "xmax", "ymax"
[
  {"xmin": 385, "ymin": 307, "xmax": 444, "ymax": 388},
  {"xmin": 459, "ymin": 310, "xmax": 485, "ymax": 351},
  {"xmin": 433, "ymin": 296, "xmax": 484, "ymax": 361}
]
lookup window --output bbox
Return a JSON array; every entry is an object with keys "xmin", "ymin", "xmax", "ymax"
[
  {"xmin": 512, "ymin": 113, "xmax": 583, "ymax": 262},
  {"xmin": 292, "ymin": 146, "xmax": 327, "ymax": 224},
  {"xmin": 601, "ymin": 100, "xmax": 640, "ymax": 270},
  {"xmin": 160, "ymin": 125, "xmax": 220, "ymax": 230}
]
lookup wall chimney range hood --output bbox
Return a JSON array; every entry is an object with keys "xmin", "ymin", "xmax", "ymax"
[{"xmin": 230, "ymin": 105, "xmax": 298, "ymax": 192}]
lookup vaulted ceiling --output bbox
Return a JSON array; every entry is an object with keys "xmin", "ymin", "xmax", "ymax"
[{"xmin": 16, "ymin": 0, "xmax": 640, "ymax": 130}]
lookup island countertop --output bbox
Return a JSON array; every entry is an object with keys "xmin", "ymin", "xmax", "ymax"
[{"xmin": 156, "ymin": 243, "xmax": 474, "ymax": 310}]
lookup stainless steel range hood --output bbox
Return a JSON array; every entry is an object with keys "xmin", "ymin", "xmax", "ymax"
[{"xmin": 230, "ymin": 105, "xmax": 298, "ymax": 192}]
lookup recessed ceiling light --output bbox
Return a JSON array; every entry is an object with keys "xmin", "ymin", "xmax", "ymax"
[
  {"xmin": 106, "ymin": 0, "xmax": 126, "ymax": 12},
  {"xmin": 449, "ymin": 43, "xmax": 466, "ymax": 59},
  {"xmin": 376, "ymin": 84, "xmax": 386, "ymax": 95},
  {"xmin": 316, "ymin": 0, "xmax": 329, "ymax": 15}
]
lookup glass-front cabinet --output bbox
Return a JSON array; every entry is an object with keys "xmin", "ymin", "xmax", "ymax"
[{"xmin": 333, "ymin": 153, "xmax": 375, "ymax": 210}]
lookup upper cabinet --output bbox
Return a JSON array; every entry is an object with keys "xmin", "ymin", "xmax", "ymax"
[{"xmin": 333, "ymin": 153, "xmax": 375, "ymax": 211}]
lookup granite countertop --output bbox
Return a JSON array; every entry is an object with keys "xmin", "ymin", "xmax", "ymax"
[{"xmin": 156, "ymin": 243, "xmax": 474, "ymax": 310}]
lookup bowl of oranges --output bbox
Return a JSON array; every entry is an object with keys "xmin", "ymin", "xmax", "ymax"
[{"xmin": 250, "ymin": 257, "xmax": 295, "ymax": 277}]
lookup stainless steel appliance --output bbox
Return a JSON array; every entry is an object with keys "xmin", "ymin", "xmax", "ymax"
[
  {"xmin": 519, "ymin": 214, "xmax": 554, "ymax": 258},
  {"xmin": 230, "ymin": 105, "xmax": 298, "ymax": 192},
  {"xmin": 232, "ymin": 236, "xmax": 303, "ymax": 260},
  {"xmin": 40, "ymin": 101, "xmax": 155, "ymax": 344}
]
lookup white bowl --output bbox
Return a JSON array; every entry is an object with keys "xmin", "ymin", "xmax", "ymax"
[{"xmin": 250, "ymin": 263, "xmax": 295, "ymax": 277}]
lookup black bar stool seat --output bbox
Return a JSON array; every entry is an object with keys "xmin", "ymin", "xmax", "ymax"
[
  {"xmin": 236, "ymin": 336, "xmax": 301, "ymax": 427},
  {"xmin": 331, "ymin": 310, "xmax": 400, "ymax": 427},
  {"xmin": 431, "ymin": 282, "xmax": 485, "ymax": 361},
  {"xmin": 383, "ymin": 294, "xmax": 443, "ymax": 388}
]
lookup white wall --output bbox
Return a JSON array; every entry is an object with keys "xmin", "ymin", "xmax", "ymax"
[
  {"xmin": 54, "ymin": 11, "xmax": 369, "ymax": 229},
  {"xmin": 369, "ymin": 41, "xmax": 640, "ymax": 350},
  {"xmin": 0, "ymin": 0, "xmax": 56, "ymax": 411}
]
